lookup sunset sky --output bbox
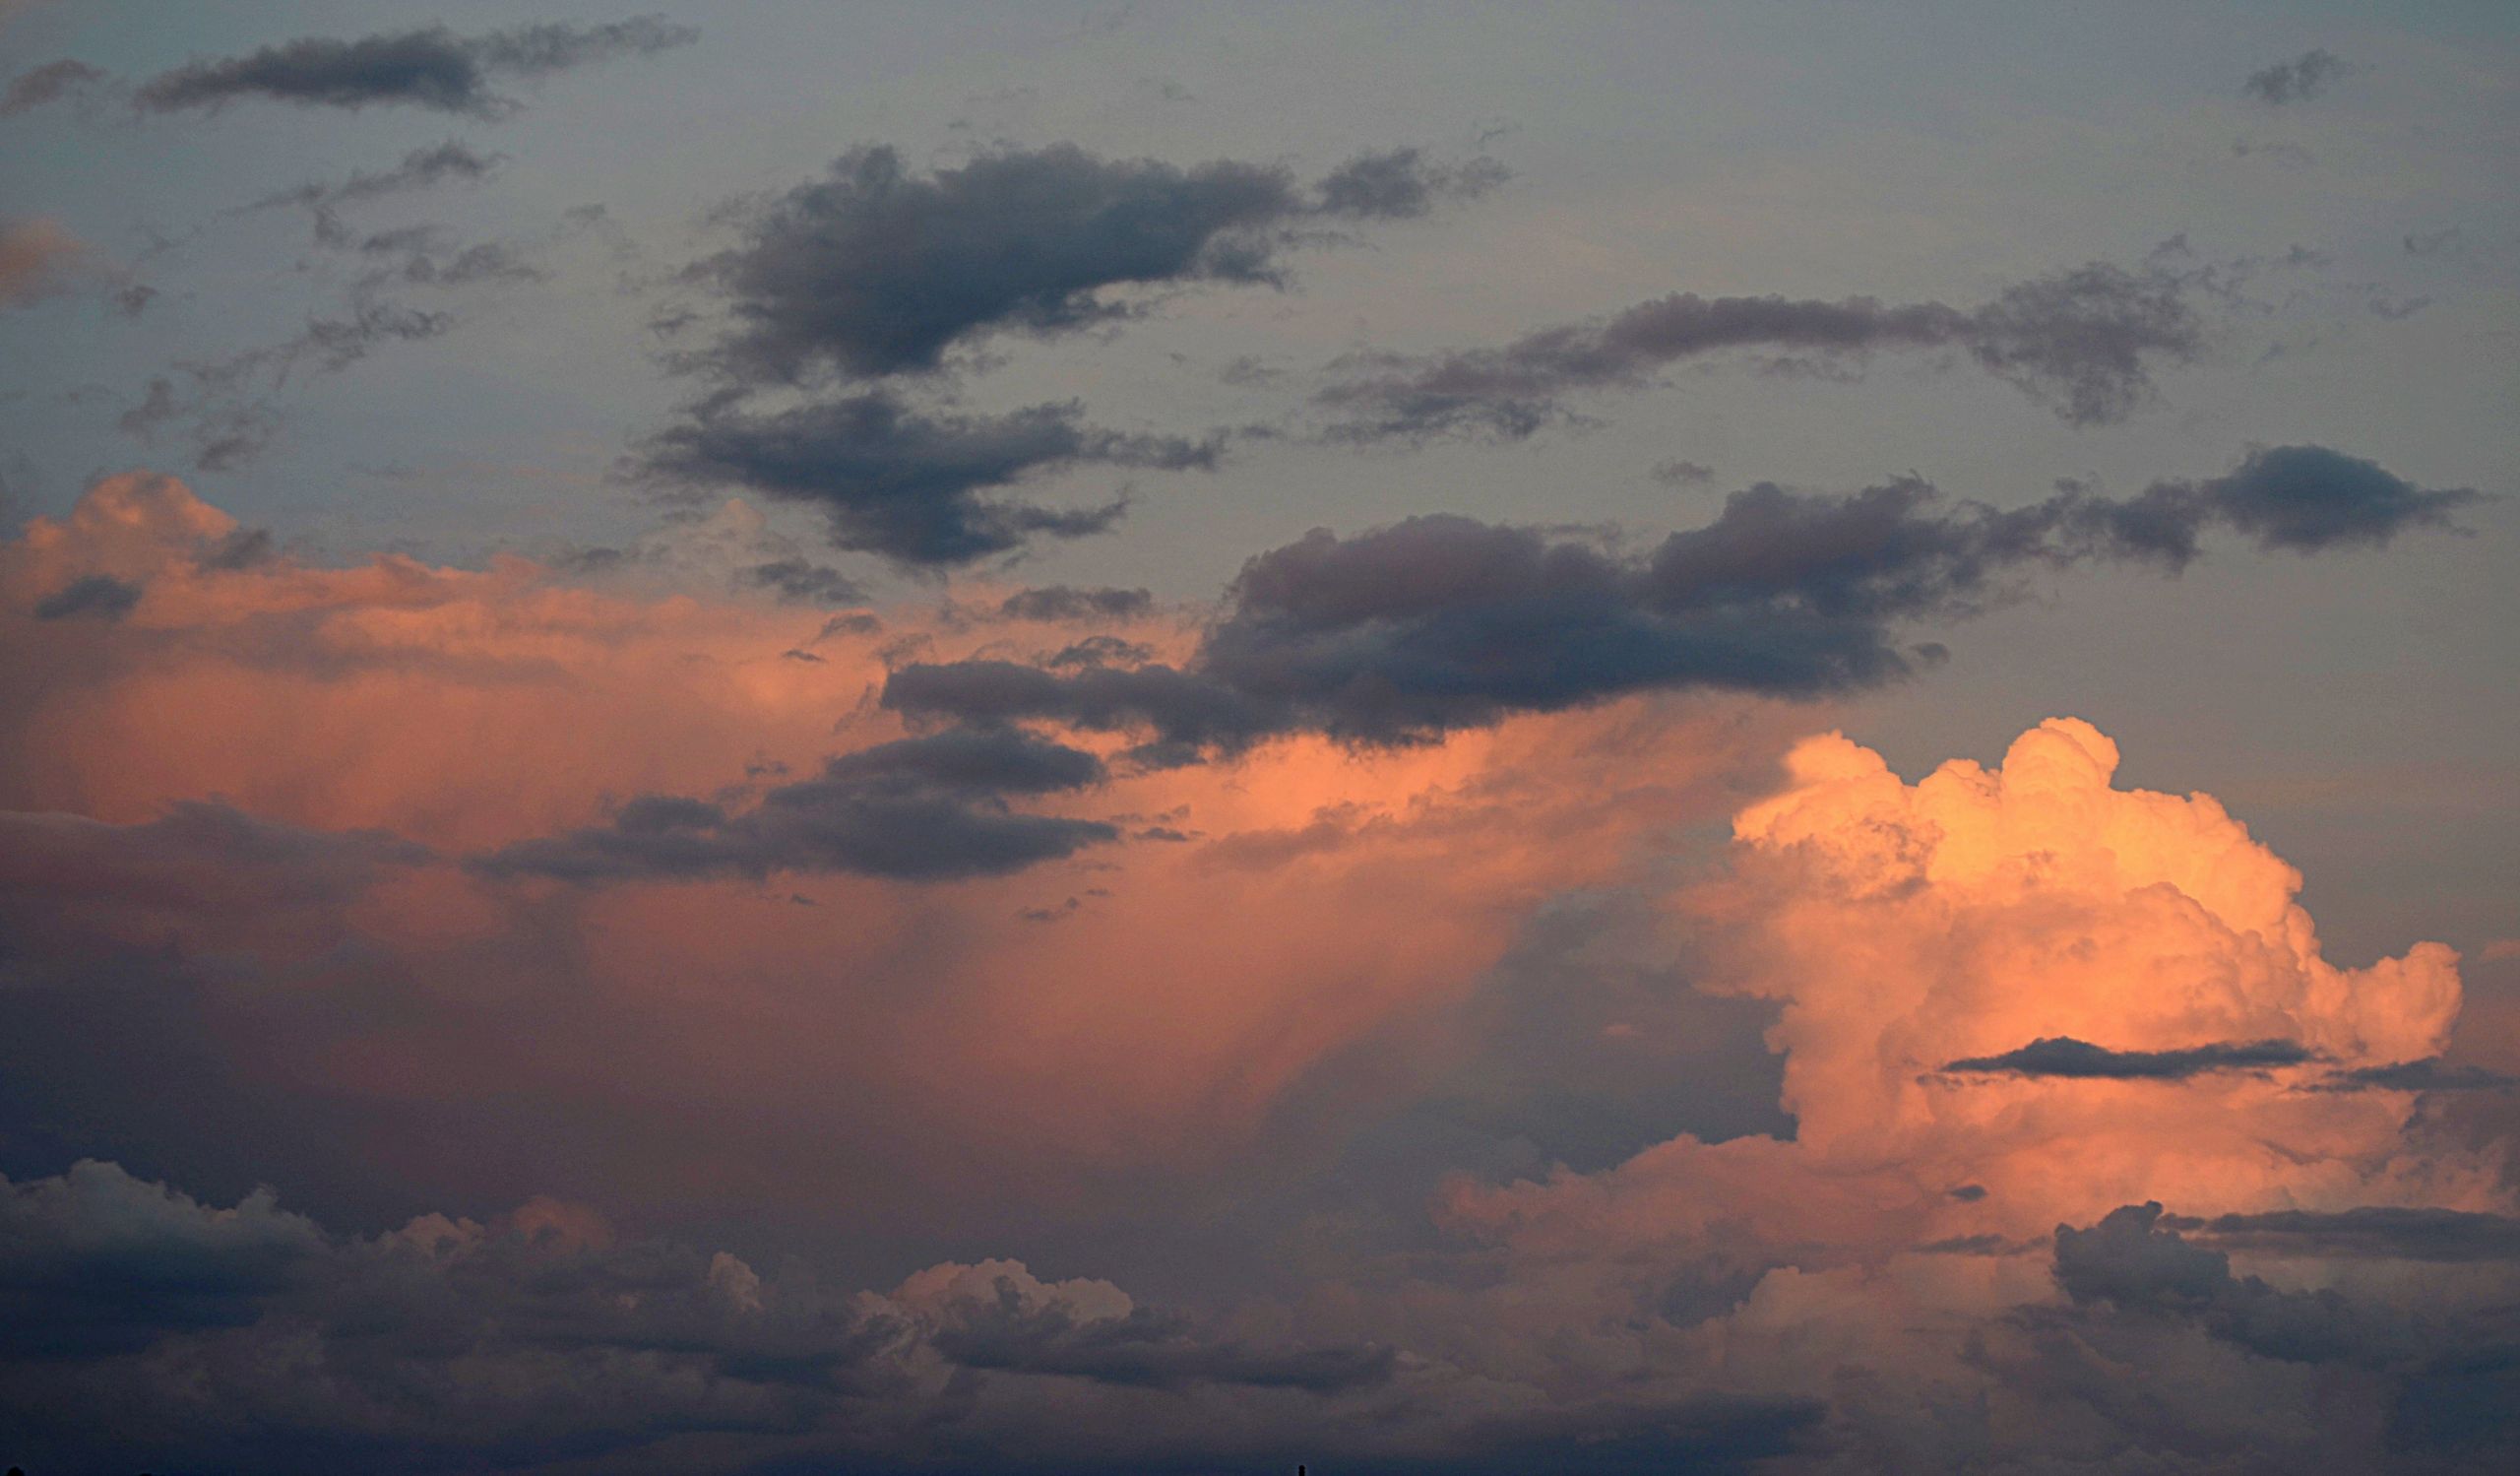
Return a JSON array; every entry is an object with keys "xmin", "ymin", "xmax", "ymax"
[{"xmin": 3, "ymin": 4, "xmax": 2517, "ymax": 1472}]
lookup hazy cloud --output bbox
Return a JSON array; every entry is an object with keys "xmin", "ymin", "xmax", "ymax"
[
  {"xmin": 2245, "ymin": 48, "xmax": 2352, "ymax": 105},
  {"xmin": 127, "ymin": 16, "xmax": 698, "ymax": 117},
  {"xmin": 1314, "ymin": 261, "xmax": 2206, "ymax": 440}
]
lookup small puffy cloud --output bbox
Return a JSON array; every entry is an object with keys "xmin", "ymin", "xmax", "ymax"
[{"xmin": 2245, "ymin": 48, "xmax": 2353, "ymax": 105}]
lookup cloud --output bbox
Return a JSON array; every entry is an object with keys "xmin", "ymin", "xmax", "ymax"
[
  {"xmin": 127, "ymin": 16, "xmax": 698, "ymax": 117},
  {"xmin": 476, "ymin": 729, "xmax": 1116, "ymax": 882},
  {"xmin": 997, "ymin": 585, "xmax": 1154, "ymax": 622},
  {"xmin": 0, "ymin": 217, "xmax": 88, "ymax": 308},
  {"xmin": 680, "ymin": 142, "xmax": 1498, "ymax": 384},
  {"xmin": 640, "ymin": 389, "xmax": 1220, "ymax": 565},
  {"xmin": 1313, "ymin": 146, "xmax": 1510, "ymax": 220},
  {"xmin": 2168, "ymin": 1206, "xmax": 2520, "ymax": 1262},
  {"xmin": 1942, "ymin": 1035, "xmax": 2317, "ymax": 1079},
  {"xmin": 884, "ymin": 446, "xmax": 2478, "ymax": 754},
  {"xmin": 30, "ymin": 572, "xmax": 141, "ymax": 620},
  {"xmin": 252, "ymin": 139, "xmax": 505, "ymax": 233},
  {"xmin": 2245, "ymin": 48, "xmax": 2353, "ymax": 105},
  {"xmin": 0, "ymin": 56, "xmax": 103, "ymax": 115},
  {"xmin": 2314, "ymin": 1058, "xmax": 2517, "ymax": 1093},
  {"xmin": 2174, "ymin": 442, "xmax": 2483, "ymax": 553},
  {"xmin": 1315, "ymin": 260, "xmax": 2206, "ymax": 439}
]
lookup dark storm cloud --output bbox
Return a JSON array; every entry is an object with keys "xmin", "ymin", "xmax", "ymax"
[
  {"xmin": 2244, "ymin": 48, "xmax": 2352, "ymax": 105},
  {"xmin": 1314, "ymin": 260, "xmax": 2206, "ymax": 439},
  {"xmin": 640, "ymin": 389, "xmax": 1221, "ymax": 565},
  {"xmin": 476, "ymin": 728, "xmax": 1115, "ymax": 883},
  {"xmin": 882, "ymin": 446, "xmax": 2477, "ymax": 756},
  {"xmin": 31, "ymin": 572, "xmax": 140, "ymax": 620},
  {"xmin": 682, "ymin": 142, "xmax": 1501, "ymax": 384},
  {"xmin": 0, "ymin": 56, "xmax": 102, "ymax": 115},
  {"xmin": 126, "ymin": 16, "xmax": 698, "ymax": 117},
  {"xmin": 1941, "ymin": 1036, "xmax": 2316, "ymax": 1080}
]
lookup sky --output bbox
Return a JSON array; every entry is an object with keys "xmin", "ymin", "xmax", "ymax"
[{"xmin": 1, "ymin": 3, "xmax": 2517, "ymax": 1472}]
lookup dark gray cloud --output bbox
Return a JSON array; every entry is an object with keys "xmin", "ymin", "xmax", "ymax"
[
  {"xmin": 126, "ymin": 16, "xmax": 698, "ymax": 117},
  {"xmin": 1313, "ymin": 146, "xmax": 1510, "ymax": 221},
  {"xmin": 475, "ymin": 728, "xmax": 1115, "ymax": 883},
  {"xmin": 930, "ymin": 1293, "xmax": 1396, "ymax": 1393},
  {"xmin": 2051, "ymin": 1204, "xmax": 2520, "ymax": 1461},
  {"xmin": 682, "ymin": 142, "xmax": 1499, "ymax": 384},
  {"xmin": 0, "ymin": 56, "xmax": 102, "ymax": 115},
  {"xmin": 998, "ymin": 585, "xmax": 1155, "ymax": 622},
  {"xmin": 2168, "ymin": 1207, "xmax": 2520, "ymax": 1263},
  {"xmin": 2174, "ymin": 443, "xmax": 2482, "ymax": 553},
  {"xmin": 1942, "ymin": 1036, "xmax": 2316, "ymax": 1079},
  {"xmin": 2245, "ymin": 48, "xmax": 2352, "ymax": 105},
  {"xmin": 640, "ymin": 389, "xmax": 1220, "ymax": 565},
  {"xmin": 31, "ymin": 572, "xmax": 140, "ymax": 620},
  {"xmin": 2053, "ymin": 1201, "xmax": 2375, "ymax": 1363},
  {"xmin": 0, "ymin": 1159, "xmax": 1678, "ymax": 1475},
  {"xmin": 740, "ymin": 556, "xmax": 864, "ymax": 606},
  {"xmin": 882, "ymin": 446, "xmax": 2478, "ymax": 757},
  {"xmin": 1314, "ymin": 261, "xmax": 2206, "ymax": 440},
  {"xmin": 2312, "ymin": 1058, "xmax": 2517, "ymax": 1094}
]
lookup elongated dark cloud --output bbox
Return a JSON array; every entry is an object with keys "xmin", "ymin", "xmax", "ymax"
[
  {"xmin": 2313, "ymin": 1058, "xmax": 2518, "ymax": 1093},
  {"xmin": 997, "ymin": 585, "xmax": 1154, "ymax": 621},
  {"xmin": 126, "ymin": 16, "xmax": 698, "ymax": 117},
  {"xmin": 883, "ymin": 446, "xmax": 2479, "ymax": 756},
  {"xmin": 1315, "ymin": 260, "xmax": 2205, "ymax": 439},
  {"xmin": 476, "ymin": 728, "xmax": 1115, "ymax": 882},
  {"xmin": 684, "ymin": 143, "xmax": 1500, "ymax": 385},
  {"xmin": 0, "ymin": 56, "xmax": 102, "ymax": 115},
  {"xmin": 2170, "ymin": 1207, "xmax": 2520, "ymax": 1262},
  {"xmin": 641, "ymin": 389, "xmax": 1221, "ymax": 565},
  {"xmin": 1942, "ymin": 1035, "xmax": 2316, "ymax": 1079},
  {"xmin": 31, "ymin": 572, "xmax": 140, "ymax": 620},
  {"xmin": 2245, "ymin": 49, "xmax": 2352, "ymax": 105}
]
